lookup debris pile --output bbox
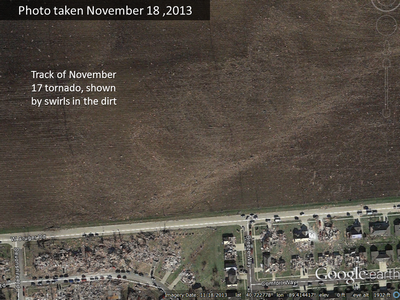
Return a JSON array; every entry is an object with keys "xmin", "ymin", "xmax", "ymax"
[
  {"xmin": 318, "ymin": 221, "xmax": 340, "ymax": 242},
  {"xmin": 290, "ymin": 253, "xmax": 315, "ymax": 270},
  {"xmin": 260, "ymin": 227, "xmax": 286, "ymax": 251},
  {"xmin": 32, "ymin": 231, "xmax": 182, "ymax": 276},
  {"xmin": 223, "ymin": 236, "xmax": 237, "ymax": 261},
  {"xmin": 127, "ymin": 283, "xmax": 161, "ymax": 300},
  {"xmin": 344, "ymin": 250, "xmax": 367, "ymax": 268},
  {"xmin": 56, "ymin": 281, "xmax": 123, "ymax": 300},
  {"xmin": 181, "ymin": 269, "xmax": 196, "ymax": 285},
  {"xmin": 317, "ymin": 252, "xmax": 343, "ymax": 268},
  {"xmin": 0, "ymin": 258, "xmax": 11, "ymax": 275},
  {"xmin": 295, "ymin": 241, "xmax": 314, "ymax": 252},
  {"xmin": 264, "ymin": 254, "xmax": 286, "ymax": 273},
  {"xmin": 26, "ymin": 290, "xmax": 48, "ymax": 300}
]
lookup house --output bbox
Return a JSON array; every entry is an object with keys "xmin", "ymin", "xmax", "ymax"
[
  {"xmin": 226, "ymin": 290, "xmax": 238, "ymax": 297},
  {"xmin": 263, "ymin": 252, "xmax": 272, "ymax": 269},
  {"xmin": 293, "ymin": 224, "xmax": 309, "ymax": 242},
  {"xmin": 222, "ymin": 233, "xmax": 234, "ymax": 245},
  {"xmin": 394, "ymin": 219, "xmax": 400, "ymax": 236},
  {"xmin": 225, "ymin": 268, "xmax": 237, "ymax": 287},
  {"xmin": 397, "ymin": 244, "xmax": 400, "ymax": 260},
  {"xmin": 384, "ymin": 244, "xmax": 394, "ymax": 259},
  {"xmin": 370, "ymin": 245, "xmax": 393, "ymax": 263},
  {"xmin": 347, "ymin": 220, "xmax": 362, "ymax": 239},
  {"xmin": 224, "ymin": 260, "xmax": 236, "ymax": 271},
  {"xmin": 371, "ymin": 250, "xmax": 391, "ymax": 263},
  {"xmin": 369, "ymin": 221, "xmax": 390, "ymax": 236}
]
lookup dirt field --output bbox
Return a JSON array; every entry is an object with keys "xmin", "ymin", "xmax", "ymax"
[{"xmin": 1, "ymin": 0, "xmax": 400, "ymax": 229}]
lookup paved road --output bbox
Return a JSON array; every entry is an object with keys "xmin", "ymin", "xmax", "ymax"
[
  {"xmin": 2, "ymin": 200, "xmax": 400, "ymax": 298},
  {"xmin": 1, "ymin": 201, "xmax": 398, "ymax": 243},
  {"xmin": 3, "ymin": 201, "xmax": 398, "ymax": 243}
]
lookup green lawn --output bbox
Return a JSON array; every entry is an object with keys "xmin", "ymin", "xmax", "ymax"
[
  {"xmin": 166, "ymin": 226, "xmax": 241, "ymax": 292},
  {"xmin": 153, "ymin": 260, "xmax": 167, "ymax": 281}
]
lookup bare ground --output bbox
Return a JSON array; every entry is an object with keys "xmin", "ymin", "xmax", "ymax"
[{"xmin": 1, "ymin": 0, "xmax": 400, "ymax": 228}]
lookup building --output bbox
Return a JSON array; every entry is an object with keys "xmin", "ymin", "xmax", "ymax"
[
  {"xmin": 222, "ymin": 233, "xmax": 237, "ymax": 271},
  {"xmin": 224, "ymin": 260, "xmax": 236, "ymax": 271},
  {"xmin": 394, "ymin": 219, "xmax": 400, "ymax": 236},
  {"xmin": 370, "ymin": 245, "xmax": 393, "ymax": 263},
  {"xmin": 347, "ymin": 220, "xmax": 362, "ymax": 239},
  {"xmin": 263, "ymin": 252, "xmax": 272, "ymax": 269},
  {"xmin": 225, "ymin": 268, "xmax": 238, "ymax": 288},
  {"xmin": 369, "ymin": 221, "xmax": 390, "ymax": 236},
  {"xmin": 222, "ymin": 233, "xmax": 234, "ymax": 245},
  {"xmin": 293, "ymin": 224, "xmax": 309, "ymax": 242}
]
